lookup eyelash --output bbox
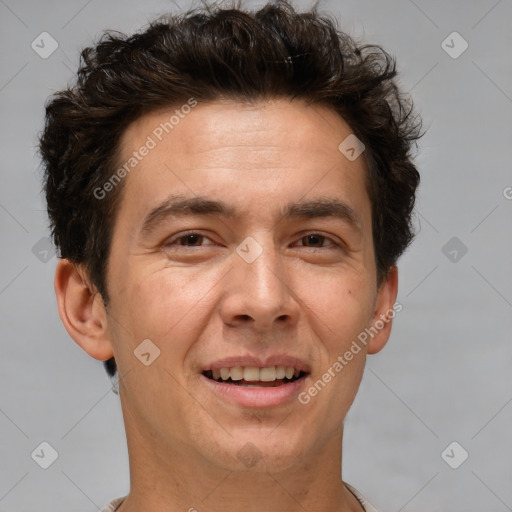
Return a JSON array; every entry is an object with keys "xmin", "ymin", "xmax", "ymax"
[{"xmin": 164, "ymin": 231, "xmax": 342, "ymax": 250}]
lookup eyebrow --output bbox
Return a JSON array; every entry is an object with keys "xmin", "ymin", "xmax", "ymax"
[{"xmin": 140, "ymin": 194, "xmax": 363, "ymax": 236}]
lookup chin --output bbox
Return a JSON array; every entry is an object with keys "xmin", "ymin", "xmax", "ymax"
[{"xmin": 208, "ymin": 429, "xmax": 310, "ymax": 473}]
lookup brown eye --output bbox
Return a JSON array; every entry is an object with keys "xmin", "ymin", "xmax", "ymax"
[
  {"xmin": 165, "ymin": 232, "xmax": 215, "ymax": 248},
  {"xmin": 302, "ymin": 234, "xmax": 324, "ymax": 247},
  {"xmin": 298, "ymin": 234, "xmax": 337, "ymax": 248},
  {"xmin": 178, "ymin": 234, "xmax": 203, "ymax": 246}
]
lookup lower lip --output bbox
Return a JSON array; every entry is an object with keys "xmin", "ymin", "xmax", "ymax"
[{"xmin": 200, "ymin": 374, "xmax": 308, "ymax": 408}]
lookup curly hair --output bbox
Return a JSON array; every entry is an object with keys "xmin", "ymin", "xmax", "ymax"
[{"xmin": 39, "ymin": 0, "xmax": 423, "ymax": 379}]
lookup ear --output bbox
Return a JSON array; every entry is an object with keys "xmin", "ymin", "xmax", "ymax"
[
  {"xmin": 367, "ymin": 265, "xmax": 399, "ymax": 355},
  {"xmin": 54, "ymin": 259, "xmax": 114, "ymax": 361}
]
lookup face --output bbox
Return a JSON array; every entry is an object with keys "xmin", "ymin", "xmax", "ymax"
[{"xmin": 101, "ymin": 98, "xmax": 393, "ymax": 472}]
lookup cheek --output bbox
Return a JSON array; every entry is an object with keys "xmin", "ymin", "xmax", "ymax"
[
  {"xmin": 118, "ymin": 266, "xmax": 222, "ymax": 343},
  {"xmin": 306, "ymin": 269, "xmax": 375, "ymax": 345}
]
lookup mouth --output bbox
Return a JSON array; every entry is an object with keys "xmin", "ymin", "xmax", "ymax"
[
  {"xmin": 202, "ymin": 366, "xmax": 309, "ymax": 388},
  {"xmin": 200, "ymin": 357, "xmax": 311, "ymax": 407}
]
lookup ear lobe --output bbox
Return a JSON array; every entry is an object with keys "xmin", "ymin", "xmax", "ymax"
[
  {"xmin": 54, "ymin": 259, "xmax": 114, "ymax": 361},
  {"xmin": 367, "ymin": 266, "xmax": 399, "ymax": 355}
]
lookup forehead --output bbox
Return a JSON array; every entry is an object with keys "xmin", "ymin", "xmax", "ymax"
[
  {"xmin": 120, "ymin": 98, "xmax": 355, "ymax": 161},
  {"xmin": 114, "ymin": 98, "xmax": 371, "ymax": 230}
]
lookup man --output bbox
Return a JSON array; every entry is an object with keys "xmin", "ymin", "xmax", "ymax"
[{"xmin": 39, "ymin": 1, "xmax": 422, "ymax": 510}]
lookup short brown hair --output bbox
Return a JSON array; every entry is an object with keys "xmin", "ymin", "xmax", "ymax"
[{"xmin": 39, "ymin": 0, "xmax": 423, "ymax": 379}]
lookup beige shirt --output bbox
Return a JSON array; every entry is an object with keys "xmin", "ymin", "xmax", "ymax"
[{"xmin": 100, "ymin": 483, "xmax": 380, "ymax": 511}]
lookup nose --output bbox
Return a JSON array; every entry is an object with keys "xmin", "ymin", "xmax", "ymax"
[{"xmin": 219, "ymin": 235, "xmax": 300, "ymax": 331}]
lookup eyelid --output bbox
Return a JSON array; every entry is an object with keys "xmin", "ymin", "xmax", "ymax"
[
  {"xmin": 295, "ymin": 231, "xmax": 342, "ymax": 248},
  {"xmin": 164, "ymin": 230, "xmax": 217, "ymax": 246},
  {"xmin": 164, "ymin": 230, "xmax": 343, "ymax": 249}
]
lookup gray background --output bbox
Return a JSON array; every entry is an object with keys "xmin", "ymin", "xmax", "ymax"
[{"xmin": 1, "ymin": 0, "xmax": 511, "ymax": 511}]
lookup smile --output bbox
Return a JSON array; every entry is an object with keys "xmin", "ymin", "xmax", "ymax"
[
  {"xmin": 203, "ymin": 366, "xmax": 307, "ymax": 387},
  {"xmin": 201, "ymin": 365, "xmax": 309, "ymax": 407}
]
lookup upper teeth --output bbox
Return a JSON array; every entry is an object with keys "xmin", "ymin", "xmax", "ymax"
[{"xmin": 212, "ymin": 366, "xmax": 300, "ymax": 381}]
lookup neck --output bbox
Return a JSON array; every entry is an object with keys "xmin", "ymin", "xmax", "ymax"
[{"xmin": 117, "ymin": 412, "xmax": 364, "ymax": 512}]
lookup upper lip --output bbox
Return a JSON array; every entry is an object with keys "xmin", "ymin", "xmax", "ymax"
[{"xmin": 202, "ymin": 355, "xmax": 310, "ymax": 373}]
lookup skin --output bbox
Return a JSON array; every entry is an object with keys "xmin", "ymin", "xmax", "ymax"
[{"xmin": 55, "ymin": 98, "xmax": 398, "ymax": 512}]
